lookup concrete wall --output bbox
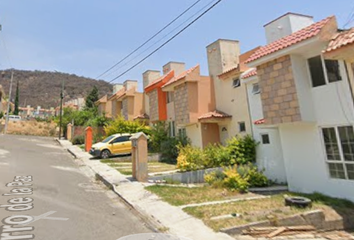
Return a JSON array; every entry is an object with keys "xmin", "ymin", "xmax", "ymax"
[
  {"xmin": 186, "ymin": 123, "xmax": 202, "ymax": 148},
  {"xmin": 264, "ymin": 13, "xmax": 314, "ymax": 44},
  {"xmin": 279, "ymin": 123, "xmax": 354, "ymax": 202},
  {"xmin": 163, "ymin": 62, "xmax": 185, "ymax": 75},
  {"xmin": 122, "ymin": 98, "xmax": 128, "ymax": 120},
  {"xmin": 143, "ymin": 70, "xmax": 161, "ymax": 116}
]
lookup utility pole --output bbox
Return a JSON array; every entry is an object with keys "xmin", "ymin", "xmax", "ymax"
[
  {"xmin": 58, "ymin": 79, "xmax": 64, "ymax": 139},
  {"xmin": 4, "ymin": 70, "xmax": 14, "ymax": 134}
]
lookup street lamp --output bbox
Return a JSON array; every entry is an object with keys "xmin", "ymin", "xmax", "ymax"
[{"xmin": 4, "ymin": 70, "xmax": 14, "ymax": 134}]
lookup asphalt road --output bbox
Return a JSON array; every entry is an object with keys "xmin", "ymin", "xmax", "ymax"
[{"xmin": 0, "ymin": 134, "xmax": 151, "ymax": 240}]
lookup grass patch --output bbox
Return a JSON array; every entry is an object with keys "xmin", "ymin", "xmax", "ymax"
[
  {"xmin": 182, "ymin": 191, "xmax": 354, "ymax": 231},
  {"xmin": 100, "ymin": 160, "xmax": 177, "ymax": 176},
  {"xmin": 145, "ymin": 185, "xmax": 243, "ymax": 206},
  {"xmin": 183, "ymin": 194, "xmax": 322, "ymax": 231}
]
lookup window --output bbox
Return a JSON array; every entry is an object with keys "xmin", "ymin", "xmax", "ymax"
[
  {"xmin": 232, "ymin": 78, "xmax": 241, "ymax": 88},
  {"xmin": 308, "ymin": 55, "xmax": 342, "ymax": 88},
  {"xmin": 111, "ymin": 135, "xmax": 131, "ymax": 143},
  {"xmin": 252, "ymin": 83, "xmax": 261, "ymax": 94},
  {"xmin": 178, "ymin": 128, "xmax": 186, "ymax": 138},
  {"xmin": 325, "ymin": 60, "xmax": 342, "ymax": 83},
  {"xmin": 169, "ymin": 121, "xmax": 176, "ymax": 137},
  {"xmin": 308, "ymin": 56, "xmax": 326, "ymax": 87},
  {"xmin": 321, "ymin": 126, "xmax": 354, "ymax": 180},
  {"xmin": 261, "ymin": 134, "xmax": 270, "ymax": 144},
  {"xmin": 239, "ymin": 122, "xmax": 246, "ymax": 132}
]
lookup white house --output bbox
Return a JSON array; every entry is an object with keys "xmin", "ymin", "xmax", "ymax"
[{"xmin": 245, "ymin": 13, "xmax": 354, "ymax": 202}]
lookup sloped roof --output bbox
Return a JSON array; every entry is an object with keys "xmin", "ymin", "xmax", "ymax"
[
  {"xmin": 133, "ymin": 113, "xmax": 149, "ymax": 120},
  {"xmin": 162, "ymin": 65, "xmax": 199, "ymax": 88},
  {"xmin": 254, "ymin": 118, "xmax": 265, "ymax": 125},
  {"xmin": 246, "ymin": 16, "xmax": 335, "ymax": 63},
  {"xmin": 108, "ymin": 88, "xmax": 125, "ymax": 101},
  {"xmin": 241, "ymin": 68, "xmax": 257, "ymax": 79},
  {"xmin": 325, "ymin": 28, "xmax": 354, "ymax": 53},
  {"xmin": 144, "ymin": 70, "xmax": 172, "ymax": 89},
  {"xmin": 198, "ymin": 110, "xmax": 231, "ymax": 120}
]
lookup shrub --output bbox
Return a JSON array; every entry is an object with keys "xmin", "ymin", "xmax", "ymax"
[
  {"xmin": 204, "ymin": 164, "xmax": 268, "ymax": 192},
  {"xmin": 72, "ymin": 135, "xmax": 85, "ymax": 145},
  {"xmin": 203, "ymin": 144, "xmax": 231, "ymax": 168},
  {"xmin": 0, "ymin": 112, "xmax": 3, "ymax": 119},
  {"xmin": 223, "ymin": 166, "xmax": 250, "ymax": 193},
  {"xmin": 177, "ymin": 144, "xmax": 204, "ymax": 171},
  {"xmin": 204, "ymin": 170, "xmax": 225, "ymax": 188},
  {"xmin": 159, "ymin": 134, "xmax": 189, "ymax": 164},
  {"xmin": 149, "ymin": 121, "xmax": 169, "ymax": 153},
  {"xmin": 104, "ymin": 116, "xmax": 151, "ymax": 136},
  {"xmin": 226, "ymin": 135, "xmax": 258, "ymax": 165}
]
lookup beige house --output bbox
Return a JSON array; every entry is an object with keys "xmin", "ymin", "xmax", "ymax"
[
  {"xmin": 95, "ymin": 94, "xmax": 112, "ymax": 118},
  {"xmin": 109, "ymin": 80, "xmax": 144, "ymax": 121},
  {"xmin": 206, "ymin": 39, "xmax": 259, "ymax": 144},
  {"xmin": 159, "ymin": 63, "xmax": 219, "ymax": 148}
]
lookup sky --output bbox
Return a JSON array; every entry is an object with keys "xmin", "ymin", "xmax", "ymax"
[{"xmin": 0, "ymin": 0, "xmax": 354, "ymax": 91}]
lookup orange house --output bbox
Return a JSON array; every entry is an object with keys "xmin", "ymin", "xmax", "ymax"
[{"xmin": 144, "ymin": 70, "xmax": 174, "ymax": 122}]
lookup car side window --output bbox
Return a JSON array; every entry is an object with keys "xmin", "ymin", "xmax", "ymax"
[
  {"xmin": 121, "ymin": 136, "xmax": 131, "ymax": 142},
  {"xmin": 111, "ymin": 137, "xmax": 123, "ymax": 144}
]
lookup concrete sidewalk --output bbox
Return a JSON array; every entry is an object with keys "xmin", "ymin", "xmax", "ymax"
[{"xmin": 57, "ymin": 139, "xmax": 235, "ymax": 240}]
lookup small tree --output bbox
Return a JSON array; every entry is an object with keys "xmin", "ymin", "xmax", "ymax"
[
  {"xmin": 13, "ymin": 80, "xmax": 19, "ymax": 115},
  {"xmin": 85, "ymin": 86, "xmax": 99, "ymax": 110}
]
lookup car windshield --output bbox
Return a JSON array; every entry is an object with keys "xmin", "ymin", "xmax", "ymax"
[{"xmin": 101, "ymin": 135, "xmax": 116, "ymax": 143}]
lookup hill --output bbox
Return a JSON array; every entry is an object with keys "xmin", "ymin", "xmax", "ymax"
[{"xmin": 0, "ymin": 69, "xmax": 112, "ymax": 109}]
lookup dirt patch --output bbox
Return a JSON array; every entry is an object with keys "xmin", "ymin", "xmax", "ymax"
[{"xmin": 1, "ymin": 119, "xmax": 57, "ymax": 136}]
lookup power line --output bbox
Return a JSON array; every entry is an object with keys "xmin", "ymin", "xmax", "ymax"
[
  {"xmin": 102, "ymin": 0, "xmax": 218, "ymax": 79},
  {"xmin": 108, "ymin": 0, "xmax": 223, "ymax": 83},
  {"xmin": 96, "ymin": 0, "xmax": 202, "ymax": 80}
]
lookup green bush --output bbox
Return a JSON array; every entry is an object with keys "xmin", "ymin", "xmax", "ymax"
[
  {"xmin": 149, "ymin": 121, "xmax": 169, "ymax": 153},
  {"xmin": 177, "ymin": 144, "xmax": 204, "ymax": 171},
  {"xmin": 226, "ymin": 135, "xmax": 258, "ymax": 165},
  {"xmin": 72, "ymin": 135, "xmax": 85, "ymax": 145},
  {"xmin": 204, "ymin": 164, "xmax": 269, "ymax": 192},
  {"xmin": 104, "ymin": 116, "xmax": 151, "ymax": 136},
  {"xmin": 0, "ymin": 112, "xmax": 3, "ymax": 119},
  {"xmin": 203, "ymin": 144, "xmax": 230, "ymax": 168}
]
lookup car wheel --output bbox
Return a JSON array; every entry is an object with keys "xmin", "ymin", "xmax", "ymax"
[{"xmin": 100, "ymin": 149, "xmax": 111, "ymax": 159}]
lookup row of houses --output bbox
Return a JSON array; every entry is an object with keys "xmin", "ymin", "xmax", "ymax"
[{"xmin": 96, "ymin": 12, "xmax": 354, "ymax": 202}]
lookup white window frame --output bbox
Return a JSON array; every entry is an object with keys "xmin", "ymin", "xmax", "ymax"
[
  {"xmin": 307, "ymin": 55, "xmax": 344, "ymax": 88},
  {"xmin": 320, "ymin": 125, "xmax": 354, "ymax": 180}
]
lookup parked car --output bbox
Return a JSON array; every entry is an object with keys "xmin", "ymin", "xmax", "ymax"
[{"xmin": 89, "ymin": 133, "xmax": 132, "ymax": 159}]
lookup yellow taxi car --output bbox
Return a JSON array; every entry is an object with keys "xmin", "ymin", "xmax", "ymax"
[{"xmin": 89, "ymin": 133, "xmax": 132, "ymax": 159}]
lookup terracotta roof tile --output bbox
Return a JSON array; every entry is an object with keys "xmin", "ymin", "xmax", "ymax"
[
  {"xmin": 133, "ymin": 113, "xmax": 149, "ymax": 120},
  {"xmin": 325, "ymin": 28, "xmax": 354, "ymax": 53},
  {"xmin": 246, "ymin": 16, "xmax": 334, "ymax": 63},
  {"xmin": 144, "ymin": 70, "xmax": 172, "ymax": 89},
  {"xmin": 218, "ymin": 65, "xmax": 239, "ymax": 77},
  {"xmin": 254, "ymin": 118, "xmax": 265, "ymax": 125},
  {"xmin": 198, "ymin": 110, "xmax": 232, "ymax": 120},
  {"xmin": 108, "ymin": 88, "xmax": 125, "ymax": 100},
  {"xmin": 162, "ymin": 65, "xmax": 199, "ymax": 88},
  {"xmin": 241, "ymin": 68, "xmax": 257, "ymax": 79}
]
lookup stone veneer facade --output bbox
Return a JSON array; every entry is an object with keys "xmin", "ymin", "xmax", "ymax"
[
  {"xmin": 122, "ymin": 99, "xmax": 128, "ymax": 120},
  {"xmin": 148, "ymin": 89, "xmax": 158, "ymax": 122},
  {"xmin": 257, "ymin": 55, "xmax": 301, "ymax": 125},
  {"xmin": 174, "ymin": 83, "xmax": 189, "ymax": 125}
]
